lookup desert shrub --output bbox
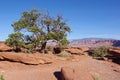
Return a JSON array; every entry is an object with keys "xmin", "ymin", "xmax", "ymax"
[
  {"xmin": 94, "ymin": 75, "xmax": 101, "ymax": 80},
  {"xmin": 92, "ymin": 46, "xmax": 109, "ymax": 58},
  {"xmin": 0, "ymin": 75, "xmax": 5, "ymax": 80},
  {"xmin": 58, "ymin": 51, "xmax": 71, "ymax": 57},
  {"xmin": 5, "ymin": 32, "xmax": 24, "ymax": 52},
  {"xmin": 25, "ymin": 44, "xmax": 34, "ymax": 53}
]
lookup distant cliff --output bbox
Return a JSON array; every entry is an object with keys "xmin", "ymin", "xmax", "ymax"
[{"xmin": 69, "ymin": 38, "xmax": 120, "ymax": 48}]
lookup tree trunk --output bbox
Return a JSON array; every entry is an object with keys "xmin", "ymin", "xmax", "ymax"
[
  {"xmin": 15, "ymin": 47, "xmax": 21, "ymax": 52},
  {"xmin": 15, "ymin": 41, "xmax": 21, "ymax": 52},
  {"xmin": 40, "ymin": 41, "xmax": 47, "ymax": 53}
]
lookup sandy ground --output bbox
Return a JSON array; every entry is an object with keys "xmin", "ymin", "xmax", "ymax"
[{"xmin": 0, "ymin": 53, "xmax": 120, "ymax": 80}]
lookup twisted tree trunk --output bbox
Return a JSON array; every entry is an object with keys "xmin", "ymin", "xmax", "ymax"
[{"xmin": 40, "ymin": 41, "xmax": 47, "ymax": 53}]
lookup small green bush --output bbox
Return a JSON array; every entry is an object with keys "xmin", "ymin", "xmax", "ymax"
[
  {"xmin": 25, "ymin": 44, "xmax": 34, "ymax": 53},
  {"xmin": 58, "ymin": 51, "xmax": 71, "ymax": 57},
  {"xmin": 94, "ymin": 75, "xmax": 101, "ymax": 80},
  {"xmin": 92, "ymin": 46, "xmax": 109, "ymax": 58},
  {"xmin": 0, "ymin": 75, "xmax": 5, "ymax": 80}
]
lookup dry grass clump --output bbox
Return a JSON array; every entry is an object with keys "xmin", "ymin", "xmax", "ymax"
[{"xmin": 58, "ymin": 51, "xmax": 72, "ymax": 57}]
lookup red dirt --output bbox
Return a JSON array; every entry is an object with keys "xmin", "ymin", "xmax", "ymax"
[
  {"xmin": 0, "ymin": 53, "xmax": 120, "ymax": 80},
  {"xmin": 0, "ymin": 43, "xmax": 120, "ymax": 80}
]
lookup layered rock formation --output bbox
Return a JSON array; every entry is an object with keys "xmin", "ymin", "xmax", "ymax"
[
  {"xmin": 0, "ymin": 52, "xmax": 52, "ymax": 65},
  {"xmin": 108, "ymin": 48, "xmax": 120, "ymax": 58},
  {"xmin": 70, "ymin": 38, "xmax": 120, "ymax": 48},
  {"xmin": 65, "ymin": 47, "xmax": 89, "ymax": 55}
]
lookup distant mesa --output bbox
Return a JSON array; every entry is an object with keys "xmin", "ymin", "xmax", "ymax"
[{"xmin": 69, "ymin": 38, "xmax": 120, "ymax": 48}]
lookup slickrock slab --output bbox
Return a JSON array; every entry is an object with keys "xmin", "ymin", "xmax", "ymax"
[{"xmin": 0, "ymin": 52, "xmax": 52, "ymax": 65}]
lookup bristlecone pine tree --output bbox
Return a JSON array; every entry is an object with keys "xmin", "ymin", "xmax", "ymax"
[{"xmin": 5, "ymin": 8, "xmax": 71, "ymax": 53}]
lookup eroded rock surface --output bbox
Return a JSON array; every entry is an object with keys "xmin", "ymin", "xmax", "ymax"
[
  {"xmin": 61, "ymin": 67, "xmax": 75, "ymax": 80},
  {"xmin": 0, "ymin": 52, "xmax": 52, "ymax": 65},
  {"xmin": 108, "ymin": 48, "xmax": 120, "ymax": 58},
  {"xmin": 65, "ymin": 47, "xmax": 89, "ymax": 55}
]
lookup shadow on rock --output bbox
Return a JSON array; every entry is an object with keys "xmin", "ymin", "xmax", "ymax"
[
  {"xmin": 112, "ymin": 58, "xmax": 120, "ymax": 64},
  {"xmin": 54, "ymin": 71, "xmax": 61, "ymax": 80}
]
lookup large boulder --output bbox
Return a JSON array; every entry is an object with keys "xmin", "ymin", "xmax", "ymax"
[
  {"xmin": 108, "ymin": 48, "xmax": 120, "ymax": 58},
  {"xmin": 0, "ymin": 52, "xmax": 52, "ymax": 65},
  {"xmin": 61, "ymin": 67, "xmax": 75, "ymax": 80}
]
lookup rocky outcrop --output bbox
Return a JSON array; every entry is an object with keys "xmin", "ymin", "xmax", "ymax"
[
  {"xmin": 65, "ymin": 47, "xmax": 89, "ymax": 55},
  {"xmin": 0, "ymin": 42, "xmax": 11, "ymax": 51},
  {"xmin": 0, "ymin": 52, "xmax": 52, "ymax": 65},
  {"xmin": 78, "ymin": 47, "xmax": 89, "ymax": 51},
  {"xmin": 61, "ymin": 67, "xmax": 75, "ymax": 80},
  {"xmin": 108, "ymin": 48, "xmax": 120, "ymax": 58}
]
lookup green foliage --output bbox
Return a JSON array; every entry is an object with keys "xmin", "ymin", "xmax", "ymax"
[
  {"xmin": 5, "ymin": 32, "xmax": 24, "ymax": 52},
  {"xmin": 92, "ymin": 46, "xmax": 109, "ymax": 58},
  {"xmin": 6, "ymin": 8, "xmax": 71, "ymax": 53},
  {"xmin": 25, "ymin": 44, "xmax": 35, "ymax": 53},
  {"xmin": 58, "ymin": 51, "xmax": 71, "ymax": 57},
  {"xmin": 60, "ymin": 38, "xmax": 70, "ymax": 48},
  {"xmin": 94, "ymin": 75, "xmax": 101, "ymax": 80},
  {"xmin": 0, "ymin": 75, "xmax": 5, "ymax": 80}
]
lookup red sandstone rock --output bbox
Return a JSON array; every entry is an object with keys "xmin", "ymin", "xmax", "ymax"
[
  {"xmin": 0, "ymin": 52, "xmax": 52, "ymax": 65},
  {"xmin": 108, "ymin": 48, "xmax": 120, "ymax": 58},
  {"xmin": 61, "ymin": 67, "xmax": 75, "ymax": 80},
  {"xmin": 0, "ymin": 42, "xmax": 11, "ymax": 51},
  {"xmin": 65, "ymin": 47, "xmax": 89, "ymax": 55}
]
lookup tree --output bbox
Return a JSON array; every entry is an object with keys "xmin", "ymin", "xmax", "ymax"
[
  {"xmin": 6, "ymin": 8, "xmax": 71, "ymax": 53},
  {"xmin": 47, "ymin": 15, "xmax": 70, "ymax": 48},
  {"xmin": 5, "ymin": 32, "xmax": 24, "ymax": 52}
]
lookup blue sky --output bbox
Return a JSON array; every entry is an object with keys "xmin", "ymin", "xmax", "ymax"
[{"xmin": 0, "ymin": 0, "xmax": 120, "ymax": 41}]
